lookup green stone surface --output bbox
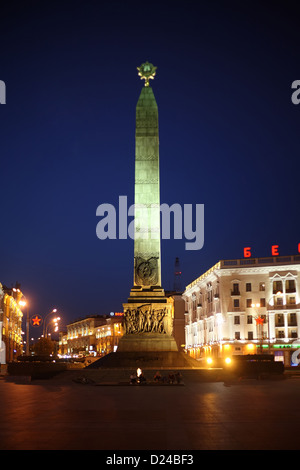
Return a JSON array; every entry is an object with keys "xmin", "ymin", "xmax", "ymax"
[{"xmin": 134, "ymin": 86, "xmax": 161, "ymax": 288}]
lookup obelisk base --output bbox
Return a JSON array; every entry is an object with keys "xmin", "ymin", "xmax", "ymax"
[
  {"xmin": 117, "ymin": 333, "xmax": 178, "ymax": 352},
  {"xmin": 120, "ymin": 290, "xmax": 178, "ymax": 352}
]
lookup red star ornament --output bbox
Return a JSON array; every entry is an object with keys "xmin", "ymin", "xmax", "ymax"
[{"xmin": 31, "ymin": 315, "xmax": 42, "ymax": 326}]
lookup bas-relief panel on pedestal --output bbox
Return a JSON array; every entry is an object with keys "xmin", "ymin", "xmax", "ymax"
[{"xmin": 123, "ymin": 304, "xmax": 172, "ymax": 336}]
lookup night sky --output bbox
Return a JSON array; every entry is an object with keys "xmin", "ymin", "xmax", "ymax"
[{"xmin": 1, "ymin": 1, "xmax": 300, "ymax": 335}]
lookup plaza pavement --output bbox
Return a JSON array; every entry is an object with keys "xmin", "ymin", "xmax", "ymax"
[{"xmin": 1, "ymin": 368, "xmax": 300, "ymax": 451}]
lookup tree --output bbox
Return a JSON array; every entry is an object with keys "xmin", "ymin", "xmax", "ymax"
[{"xmin": 33, "ymin": 337, "xmax": 55, "ymax": 356}]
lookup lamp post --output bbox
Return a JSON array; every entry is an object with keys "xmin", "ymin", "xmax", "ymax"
[
  {"xmin": 45, "ymin": 317, "xmax": 61, "ymax": 339},
  {"xmin": 267, "ymin": 290, "xmax": 283, "ymax": 347},
  {"xmin": 19, "ymin": 300, "xmax": 29, "ymax": 355},
  {"xmin": 251, "ymin": 302, "xmax": 264, "ymax": 353},
  {"xmin": 42, "ymin": 309, "xmax": 58, "ymax": 338}
]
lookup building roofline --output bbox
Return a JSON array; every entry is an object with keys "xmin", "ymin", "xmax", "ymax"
[
  {"xmin": 185, "ymin": 261, "xmax": 221, "ymax": 290},
  {"xmin": 185, "ymin": 254, "xmax": 300, "ymax": 291},
  {"xmin": 68, "ymin": 315, "xmax": 109, "ymax": 326}
]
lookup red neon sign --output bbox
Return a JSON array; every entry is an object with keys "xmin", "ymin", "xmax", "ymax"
[{"xmin": 243, "ymin": 243, "xmax": 300, "ymax": 258}]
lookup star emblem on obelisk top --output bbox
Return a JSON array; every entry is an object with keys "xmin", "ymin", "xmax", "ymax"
[{"xmin": 137, "ymin": 61, "xmax": 157, "ymax": 87}]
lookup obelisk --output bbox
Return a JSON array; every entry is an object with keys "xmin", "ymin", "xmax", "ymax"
[
  {"xmin": 133, "ymin": 62, "xmax": 163, "ymax": 294},
  {"xmin": 119, "ymin": 62, "xmax": 178, "ymax": 352}
]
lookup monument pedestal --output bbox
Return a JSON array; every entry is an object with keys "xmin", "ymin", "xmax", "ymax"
[
  {"xmin": 120, "ymin": 286, "xmax": 178, "ymax": 353},
  {"xmin": 117, "ymin": 333, "xmax": 178, "ymax": 352}
]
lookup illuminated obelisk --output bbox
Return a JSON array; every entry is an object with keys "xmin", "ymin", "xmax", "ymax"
[
  {"xmin": 119, "ymin": 62, "xmax": 178, "ymax": 352},
  {"xmin": 133, "ymin": 62, "xmax": 162, "ymax": 292}
]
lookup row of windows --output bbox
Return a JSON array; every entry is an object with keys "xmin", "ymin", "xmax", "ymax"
[
  {"xmin": 232, "ymin": 279, "xmax": 296, "ymax": 295},
  {"xmin": 234, "ymin": 313, "xmax": 297, "ymax": 325},
  {"xmin": 233, "ymin": 298, "xmax": 264, "ymax": 308},
  {"xmin": 233, "ymin": 330, "xmax": 298, "ymax": 340},
  {"xmin": 233, "ymin": 296, "xmax": 297, "ymax": 308},
  {"xmin": 232, "ymin": 282, "xmax": 265, "ymax": 294},
  {"xmin": 273, "ymin": 279, "xmax": 296, "ymax": 293}
]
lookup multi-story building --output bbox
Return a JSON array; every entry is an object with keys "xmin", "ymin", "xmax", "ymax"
[
  {"xmin": 166, "ymin": 291, "xmax": 186, "ymax": 350},
  {"xmin": 0, "ymin": 283, "xmax": 24, "ymax": 363},
  {"xmin": 183, "ymin": 254, "xmax": 300, "ymax": 366},
  {"xmin": 95, "ymin": 314, "xmax": 124, "ymax": 356},
  {"xmin": 61, "ymin": 314, "xmax": 124, "ymax": 357},
  {"xmin": 65, "ymin": 315, "xmax": 106, "ymax": 356},
  {"xmin": 58, "ymin": 330, "xmax": 68, "ymax": 356}
]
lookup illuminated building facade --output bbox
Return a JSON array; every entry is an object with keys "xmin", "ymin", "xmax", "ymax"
[
  {"xmin": 0, "ymin": 283, "xmax": 24, "ymax": 363},
  {"xmin": 66, "ymin": 315, "xmax": 106, "ymax": 356},
  {"xmin": 95, "ymin": 315, "xmax": 124, "ymax": 356},
  {"xmin": 183, "ymin": 255, "xmax": 300, "ymax": 366},
  {"xmin": 64, "ymin": 314, "xmax": 124, "ymax": 357},
  {"xmin": 165, "ymin": 291, "xmax": 185, "ymax": 350}
]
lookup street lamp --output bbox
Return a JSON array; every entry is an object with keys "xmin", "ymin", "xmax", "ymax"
[
  {"xmin": 251, "ymin": 302, "xmax": 265, "ymax": 353},
  {"xmin": 18, "ymin": 297, "xmax": 29, "ymax": 356},
  {"xmin": 45, "ymin": 317, "xmax": 61, "ymax": 339},
  {"xmin": 42, "ymin": 309, "xmax": 58, "ymax": 337}
]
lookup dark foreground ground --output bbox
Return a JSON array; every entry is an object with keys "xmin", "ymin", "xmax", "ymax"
[{"xmin": 1, "ymin": 368, "xmax": 300, "ymax": 451}]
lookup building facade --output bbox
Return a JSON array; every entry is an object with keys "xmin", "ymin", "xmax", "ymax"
[
  {"xmin": 63, "ymin": 315, "xmax": 106, "ymax": 356},
  {"xmin": 183, "ymin": 255, "xmax": 300, "ymax": 366},
  {"xmin": 59, "ymin": 314, "xmax": 124, "ymax": 357},
  {"xmin": 166, "ymin": 291, "xmax": 186, "ymax": 350},
  {"xmin": 0, "ymin": 283, "xmax": 24, "ymax": 363},
  {"xmin": 95, "ymin": 315, "xmax": 124, "ymax": 356}
]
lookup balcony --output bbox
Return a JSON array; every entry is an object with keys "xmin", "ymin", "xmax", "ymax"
[
  {"xmin": 271, "ymin": 304, "xmax": 284, "ymax": 310},
  {"xmin": 268, "ymin": 303, "xmax": 299, "ymax": 310},
  {"xmin": 286, "ymin": 302, "xmax": 299, "ymax": 309}
]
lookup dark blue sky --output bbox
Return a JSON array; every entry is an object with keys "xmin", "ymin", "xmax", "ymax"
[{"xmin": 1, "ymin": 1, "xmax": 300, "ymax": 333}]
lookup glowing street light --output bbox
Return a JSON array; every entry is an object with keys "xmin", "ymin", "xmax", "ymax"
[
  {"xmin": 45, "ymin": 317, "xmax": 61, "ymax": 338},
  {"xmin": 42, "ymin": 309, "xmax": 58, "ymax": 337},
  {"xmin": 18, "ymin": 297, "xmax": 30, "ymax": 355}
]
